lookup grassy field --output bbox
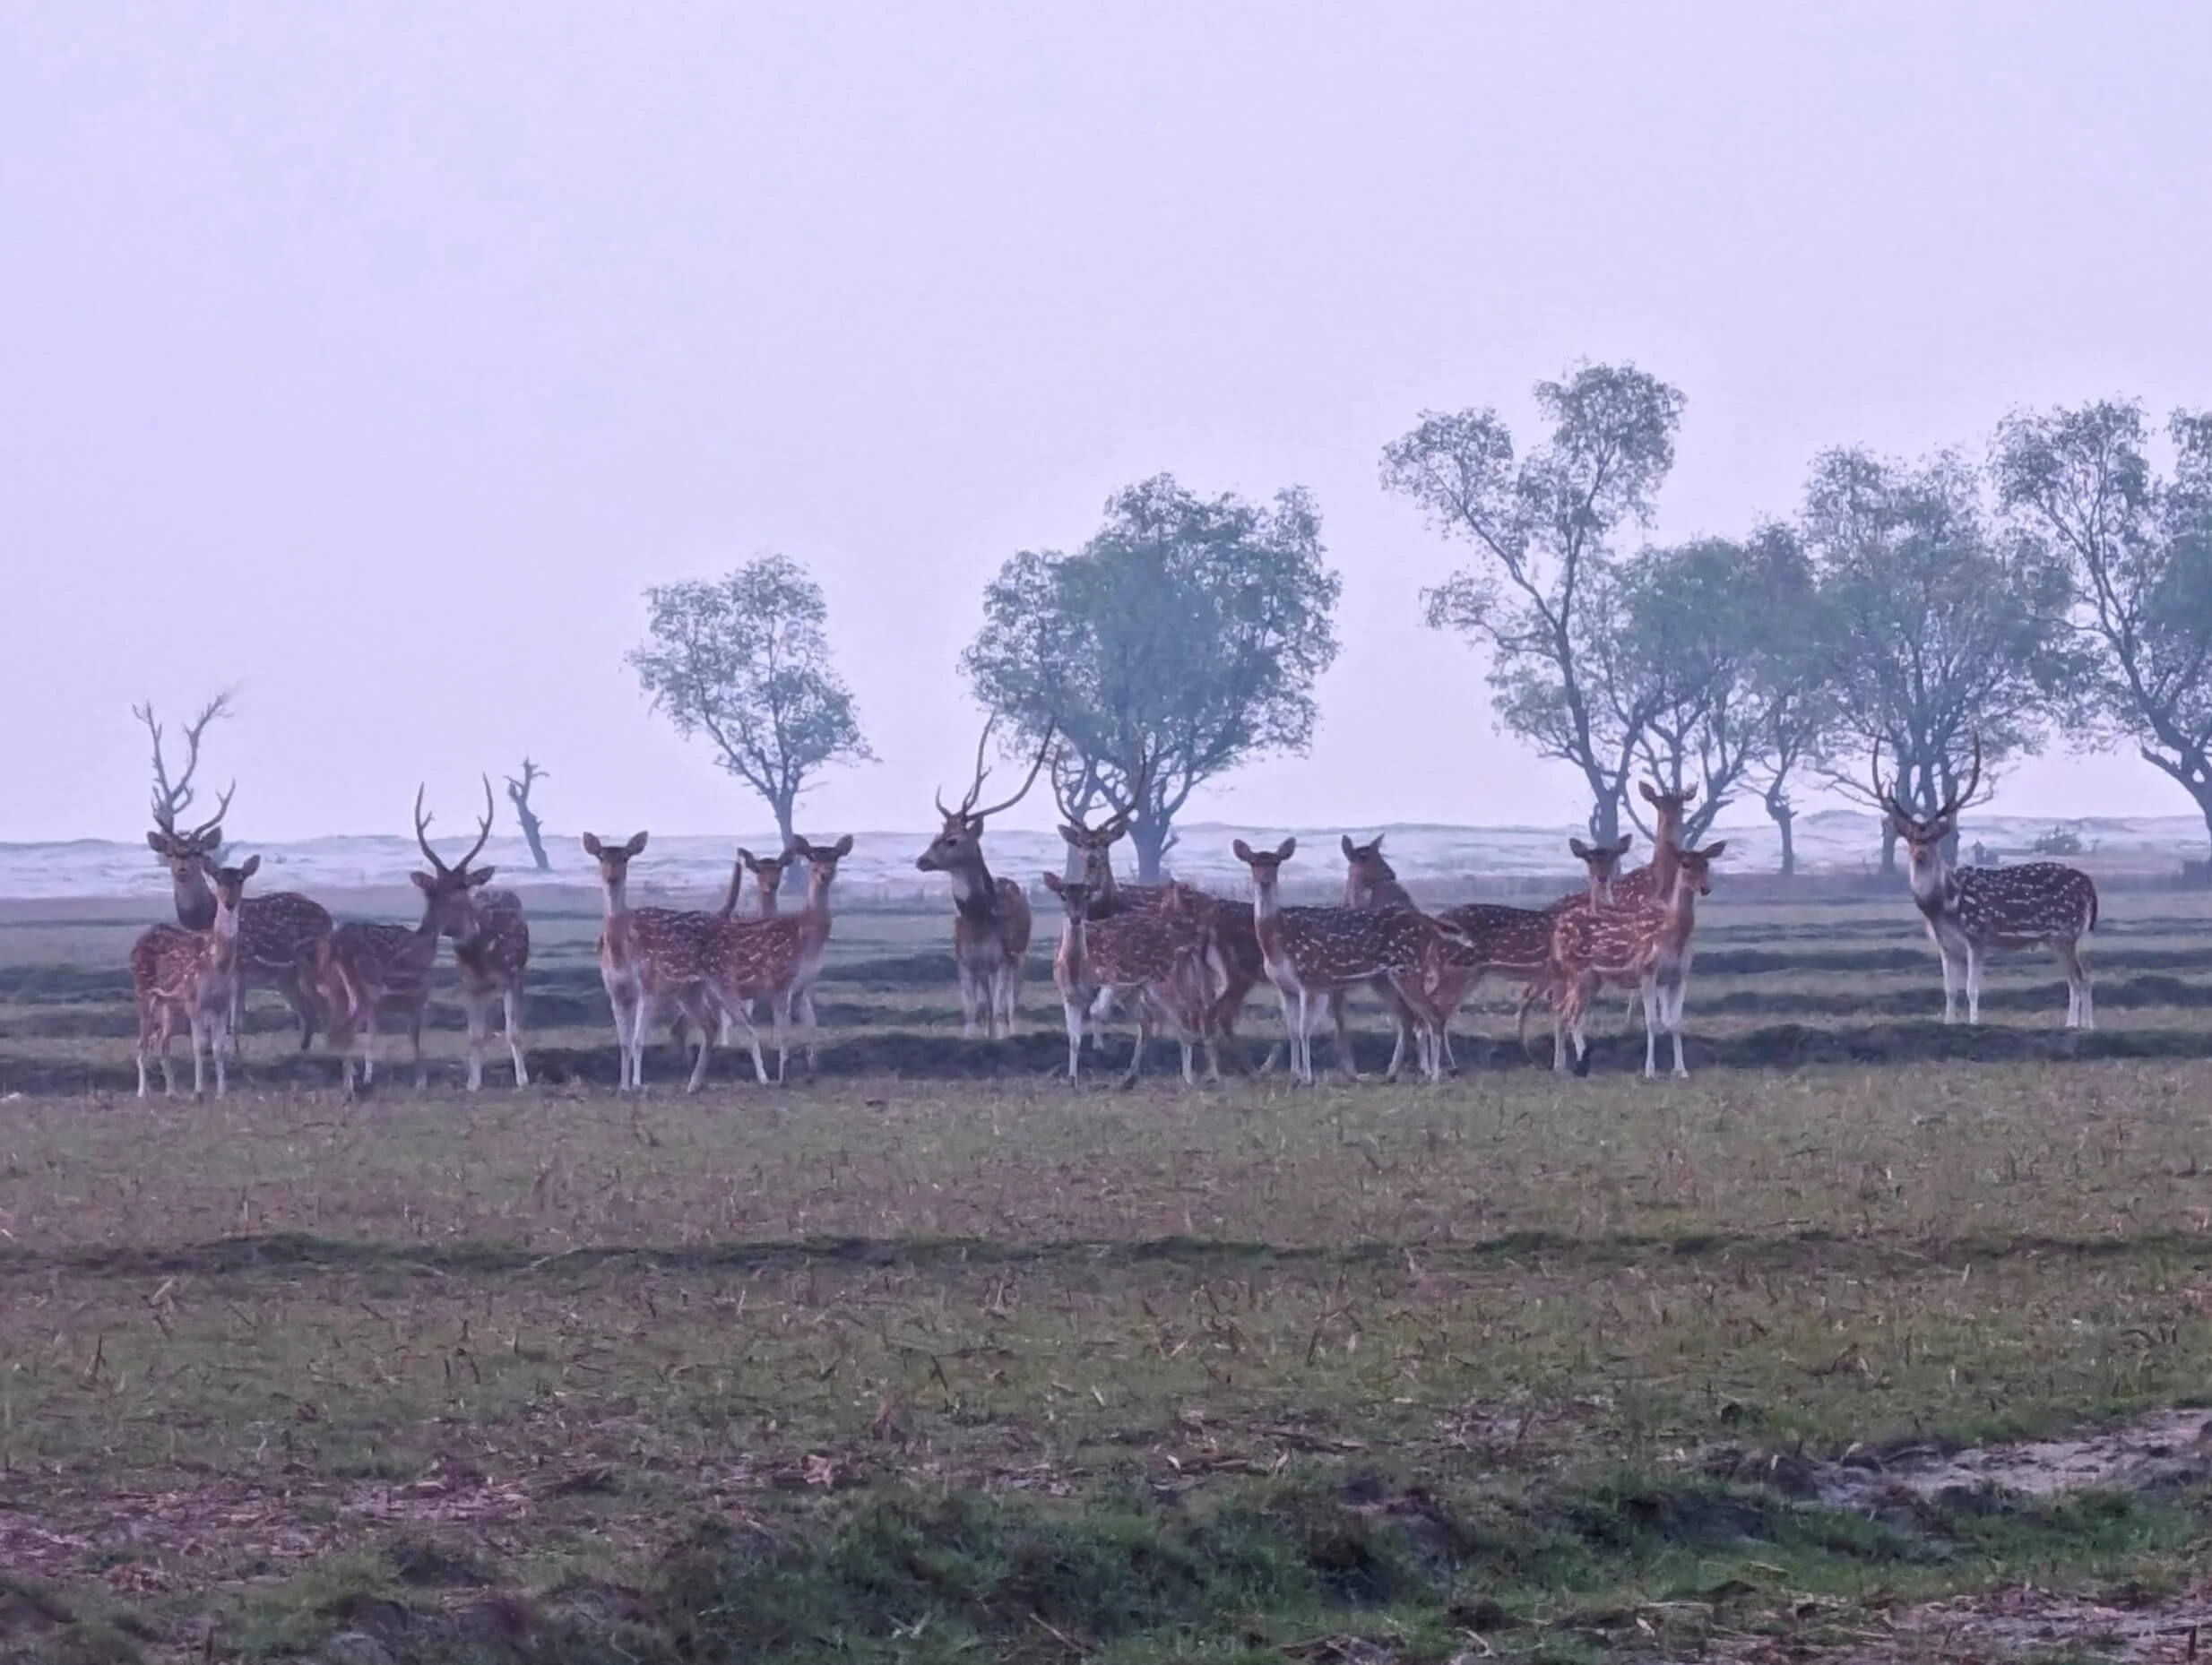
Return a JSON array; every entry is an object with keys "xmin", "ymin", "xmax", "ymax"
[{"xmin": 2, "ymin": 883, "xmax": 2211, "ymax": 1662}]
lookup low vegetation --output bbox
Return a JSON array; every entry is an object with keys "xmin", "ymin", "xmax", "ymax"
[{"xmin": 1, "ymin": 884, "xmax": 2209, "ymax": 1661}]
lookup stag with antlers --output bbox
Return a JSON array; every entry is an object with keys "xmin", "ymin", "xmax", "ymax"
[
  {"xmin": 1541, "ymin": 841, "xmax": 1728, "ymax": 1078},
  {"xmin": 138, "ymin": 697, "xmax": 332, "ymax": 1052},
  {"xmin": 1872, "ymin": 736, "xmax": 2099, "ymax": 1027},
  {"xmin": 1231, "ymin": 838, "xmax": 1471, "ymax": 1085},
  {"xmin": 318, "ymin": 785, "xmax": 497, "ymax": 1091},
  {"xmin": 130, "ymin": 853, "xmax": 259, "ymax": 1098},
  {"xmin": 915, "ymin": 720, "xmax": 1055, "ymax": 1040}
]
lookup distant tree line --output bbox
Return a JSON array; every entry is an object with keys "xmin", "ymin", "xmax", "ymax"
[{"xmin": 623, "ymin": 367, "xmax": 2212, "ymax": 880}]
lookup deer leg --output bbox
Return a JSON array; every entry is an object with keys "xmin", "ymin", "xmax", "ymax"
[
  {"xmin": 504, "ymin": 985, "xmax": 529, "ymax": 1086},
  {"xmin": 1060, "ymin": 993, "xmax": 1084, "ymax": 1083},
  {"xmin": 771, "ymin": 992, "xmax": 794, "ymax": 1087},
  {"xmin": 228, "ymin": 980, "xmax": 245, "ymax": 1058},
  {"xmin": 189, "ymin": 1012, "xmax": 208, "ymax": 1099},
  {"xmin": 684, "ymin": 995, "xmax": 714, "ymax": 1093},
  {"xmin": 135, "ymin": 1014, "xmax": 153, "ymax": 1100},
  {"xmin": 410, "ymin": 1009, "xmax": 428, "ymax": 1091},
  {"xmin": 1331, "ymin": 991, "xmax": 1360, "ymax": 1083},
  {"xmin": 1937, "ymin": 945, "xmax": 1958, "ymax": 1023},
  {"xmin": 799, "ymin": 988, "xmax": 821, "ymax": 1076},
  {"xmin": 957, "ymin": 965, "xmax": 983, "ymax": 1040},
  {"xmin": 1086, "ymin": 986, "xmax": 1115, "ymax": 1050},
  {"xmin": 212, "ymin": 1005, "xmax": 230, "ymax": 1097},
  {"xmin": 1118, "ymin": 1007, "xmax": 1147, "ymax": 1092},
  {"xmin": 462, "ymin": 993, "xmax": 486, "ymax": 1091},
  {"xmin": 1639, "ymin": 978, "xmax": 1660, "ymax": 1080}
]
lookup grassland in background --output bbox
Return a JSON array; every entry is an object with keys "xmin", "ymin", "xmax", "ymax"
[{"xmin": 2, "ymin": 884, "xmax": 2210, "ymax": 1662}]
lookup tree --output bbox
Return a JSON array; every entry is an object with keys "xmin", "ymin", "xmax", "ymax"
[
  {"xmin": 1993, "ymin": 400, "xmax": 2212, "ymax": 870},
  {"xmin": 1382, "ymin": 363, "xmax": 1687, "ymax": 841},
  {"xmin": 1801, "ymin": 448, "xmax": 2078, "ymax": 871},
  {"xmin": 505, "ymin": 759, "xmax": 551, "ymax": 872},
  {"xmin": 627, "ymin": 556, "xmax": 874, "ymax": 845},
  {"xmin": 1736, "ymin": 526, "xmax": 1840, "ymax": 877},
  {"xmin": 962, "ymin": 475, "xmax": 1342, "ymax": 881}
]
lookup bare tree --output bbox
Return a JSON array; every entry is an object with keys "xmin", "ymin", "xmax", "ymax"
[{"xmin": 505, "ymin": 759, "xmax": 551, "ymax": 872}]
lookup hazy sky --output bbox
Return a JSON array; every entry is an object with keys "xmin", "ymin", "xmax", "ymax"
[{"xmin": 7, "ymin": 2, "xmax": 2210, "ymax": 846}]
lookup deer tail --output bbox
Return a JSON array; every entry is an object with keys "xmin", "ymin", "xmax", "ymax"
[{"xmin": 2086, "ymin": 884, "xmax": 2100, "ymax": 934}]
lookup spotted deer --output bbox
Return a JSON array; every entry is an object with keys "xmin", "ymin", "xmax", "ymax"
[
  {"xmin": 318, "ymin": 786, "xmax": 497, "ymax": 1091},
  {"xmin": 140, "ymin": 701, "xmax": 332, "ymax": 1052},
  {"xmin": 915, "ymin": 721, "xmax": 1054, "ymax": 1039},
  {"xmin": 1231, "ymin": 838, "xmax": 1470, "ymax": 1085},
  {"xmin": 451, "ymin": 884, "xmax": 530, "ymax": 1091},
  {"xmin": 1873, "ymin": 736, "xmax": 2099, "ymax": 1026},
  {"xmin": 1041, "ymin": 873, "xmax": 1222, "ymax": 1086},
  {"xmin": 1543, "ymin": 841, "xmax": 1728, "ymax": 1078},
  {"xmin": 1337, "ymin": 833, "xmax": 1464, "ymax": 1081},
  {"xmin": 130, "ymin": 854, "xmax": 257, "ymax": 1097},
  {"xmin": 1052, "ymin": 756, "xmax": 1267, "ymax": 1059},
  {"xmin": 693, "ymin": 834, "xmax": 857, "ymax": 1091},
  {"xmin": 731, "ymin": 847, "xmax": 799, "ymax": 917},
  {"xmin": 582, "ymin": 831, "xmax": 725, "ymax": 1091}
]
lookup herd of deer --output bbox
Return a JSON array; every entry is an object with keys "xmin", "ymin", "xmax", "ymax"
[{"xmin": 123, "ymin": 712, "xmax": 2104, "ymax": 1100}]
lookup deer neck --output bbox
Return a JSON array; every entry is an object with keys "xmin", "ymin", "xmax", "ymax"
[
  {"xmin": 1662, "ymin": 876, "xmax": 1701, "ymax": 949},
  {"xmin": 599, "ymin": 870, "xmax": 630, "ymax": 922},
  {"xmin": 172, "ymin": 864, "xmax": 217, "ymax": 931},
  {"xmin": 944, "ymin": 851, "xmax": 1001, "ymax": 924},
  {"xmin": 1650, "ymin": 818, "xmax": 1682, "ymax": 897},
  {"xmin": 209, "ymin": 900, "xmax": 241, "ymax": 971},
  {"xmin": 1905, "ymin": 849, "xmax": 1954, "ymax": 919},
  {"xmin": 798, "ymin": 874, "xmax": 835, "ymax": 951}
]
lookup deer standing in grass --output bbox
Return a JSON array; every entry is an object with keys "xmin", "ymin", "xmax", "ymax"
[
  {"xmin": 915, "ymin": 722, "xmax": 1054, "ymax": 1040},
  {"xmin": 1053, "ymin": 756, "xmax": 1268, "ymax": 1061},
  {"xmin": 693, "ymin": 834, "xmax": 856, "ymax": 1091},
  {"xmin": 1231, "ymin": 838, "xmax": 1470, "ymax": 1085},
  {"xmin": 1542, "ymin": 841, "xmax": 1727, "ymax": 1078},
  {"xmin": 583, "ymin": 831, "xmax": 727, "ymax": 1091},
  {"xmin": 1041, "ymin": 873, "xmax": 1222, "ymax": 1086},
  {"xmin": 318, "ymin": 786, "xmax": 497, "ymax": 1092},
  {"xmin": 139, "ymin": 699, "xmax": 332, "ymax": 1053},
  {"xmin": 1873, "ymin": 736, "xmax": 2098, "ymax": 1027},
  {"xmin": 131, "ymin": 853, "xmax": 257, "ymax": 1097},
  {"xmin": 451, "ymin": 882, "xmax": 530, "ymax": 1091}
]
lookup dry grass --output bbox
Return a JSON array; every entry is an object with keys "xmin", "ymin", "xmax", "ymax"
[{"xmin": 0, "ymin": 887, "xmax": 2209, "ymax": 1661}]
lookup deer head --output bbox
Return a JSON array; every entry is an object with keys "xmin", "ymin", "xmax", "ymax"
[
  {"xmin": 737, "ymin": 845, "xmax": 800, "ymax": 903},
  {"xmin": 1339, "ymin": 833, "xmax": 1399, "ymax": 906},
  {"xmin": 412, "ymin": 780, "xmax": 498, "ymax": 942},
  {"xmin": 1871, "ymin": 734, "xmax": 1981, "ymax": 890},
  {"xmin": 1637, "ymin": 779, "xmax": 1698, "ymax": 840},
  {"xmin": 583, "ymin": 831, "xmax": 650, "ymax": 894},
  {"xmin": 1230, "ymin": 837, "xmax": 1299, "ymax": 906},
  {"xmin": 1667, "ymin": 840, "xmax": 1727, "ymax": 902},
  {"xmin": 916, "ymin": 719, "xmax": 1056, "ymax": 875},
  {"xmin": 1568, "ymin": 833, "xmax": 1636, "ymax": 906},
  {"xmin": 1040, "ymin": 869, "xmax": 1095, "ymax": 920},
  {"xmin": 790, "ymin": 833, "xmax": 853, "ymax": 904},
  {"xmin": 202, "ymin": 853, "xmax": 260, "ymax": 934}
]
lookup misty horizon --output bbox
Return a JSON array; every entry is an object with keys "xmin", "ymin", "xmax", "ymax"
[{"xmin": 8, "ymin": 4, "xmax": 2209, "ymax": 848}]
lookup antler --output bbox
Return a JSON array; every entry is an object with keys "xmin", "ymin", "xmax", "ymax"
[
  {"xmin": 968, "ymin": 721, "xmax": 1058, "ymax": 823},
  {"xmin": 414, "ymin": 779, "xmax": 497, "ymax": 877},
  {"xmin": 1049, "ymin": 743, "xmax": 1089, "ymax": 827},
  {"xmin": 1935, "ymin": 732, "xmax": 1983, "ymax": 822},
  {"xmin": 1102, "ymin": 738, "xmax": 1154, "ymax": 839},
  {"xmin": 136, "ymin": 690, "xmax": 236, "ymax": 841},
  {"xmin": 1868, "ymin": 737, "xmax": 1909, "ymax": 818}
]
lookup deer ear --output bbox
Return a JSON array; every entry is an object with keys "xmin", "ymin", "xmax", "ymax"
[
  {"xmin": 1639, "ymin": 781, "xmax": 1659, "ymax": 806},
  {"xmin": 626, "ymin": 832, "xmax": 650, "ymax": 856},
  {"xmin": 146, "ymin": 832, "xmax": 169, "ymax": 855},
  {"xmin": 239, "ymin": 853, "xmax": 261, "ymax": 879},
  {"xmin": 1682, "ymin": 781, "xmax": 1700, "ymax": 803},
  {"xmin": 1041, "ymin": 871, "xmax": 1066, "ymax": 893},
  {"xmin": 1611, "ymin": 833, "xmax": 1634, "ymax": 855},
  {"xmin": 1700, "ymin": 841, "xmax": 1727, "ymax": 861},
  {"xmin": 1887, "ymin": 812, "xmax": 1914, "ymax": 840},
  {"xmin": 1341, "ymin": 833, "xmax": 1358, "ymax": 859},
  {"xmin": 1231, "ymin": 839, "xmax": 1256, "ymax": 862},
  {"xmin": 831, "ymin": 834, "xmax": 853, "ymax": 858},
  {"xmin": 1059, "ymin": 824, "xmax": 1084, "ymax": 846},
  {"xmin": 469, "ymin": 866, "xmax": 497, "ymax": 886},
  {"xmin": 1275, "ymin": 837, "xmax": 1297, "ymax": 861},
  {"xmin": 411, "ymin": 871, "xmax": 436, "ymax": 893},
  {"xmin": 1569, "ymin": 837, "xmax": 1594, "ymax": 859},
  {"xmin": 581, "ymin": 833, "xmax": 604, "ymax": 857},
  {"xmin": 736, "ymin": 847, "xmax": 756, "ymax": 867}
]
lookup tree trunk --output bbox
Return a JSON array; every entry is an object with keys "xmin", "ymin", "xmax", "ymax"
[
  {"xmin": 1130, "ymin": 814, "xmax": 1171, "ymax": 884},
  {"xmin": 1764, "ymin": 789, "xmax": 1795, "ymax": 878},
  {"xmin": 515, "ymin": 806, "xmax": 550, "ymax": 872},
  {"xmin": 772, "ymin": 797, "xmax": 797, "ymax": 850},
  {"xmin": 1586, "ymin": 790, "xmax": 1622, "ymax": 844},
  {"xmin": 1879, "ymin": 822, "xmax": 1898, "ymax": 877}
]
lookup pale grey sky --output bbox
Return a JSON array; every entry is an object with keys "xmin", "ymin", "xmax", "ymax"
[{"xmin": 5, "ymin": 2, "xmax": 2208, "ymax": 844}]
